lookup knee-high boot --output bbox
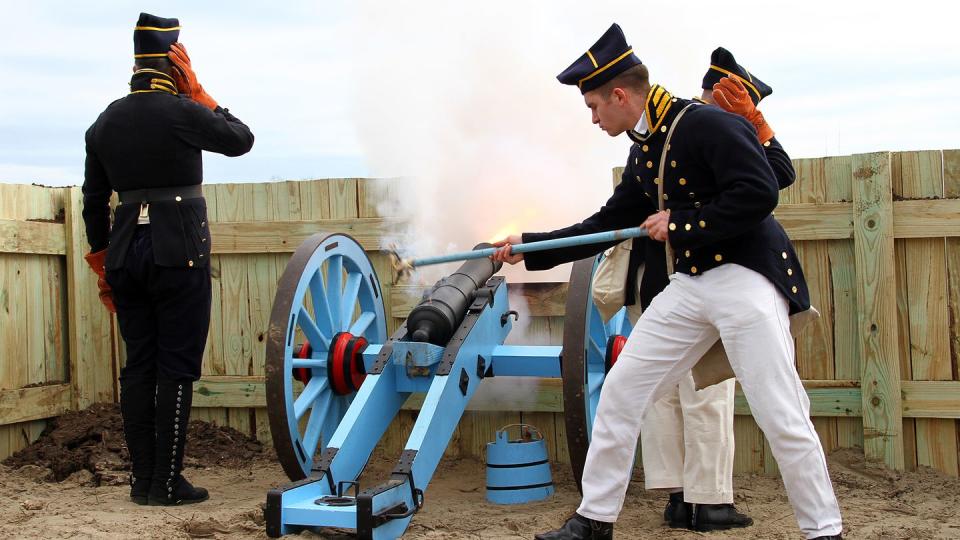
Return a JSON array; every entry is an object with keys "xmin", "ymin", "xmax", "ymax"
[
  {"xmin": 119, "ymin": 377, "xmax": 156, "ymax": 504},
  {"xmin": 147, "ymin": 379, "xmax": 208, "ymax": 505}
]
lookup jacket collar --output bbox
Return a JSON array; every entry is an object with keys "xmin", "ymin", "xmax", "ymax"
[
  {"xmin": 129, "ymin": 69, "xmax": 178, "ymax": 95},
  {"xmin": 627, "ymin": 84, "xmax": 678, "ymax": 144}
]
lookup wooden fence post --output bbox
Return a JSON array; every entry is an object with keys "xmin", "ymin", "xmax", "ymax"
[{"xmin": 851, "ymin": 152, "xmax": 904, "ymax": 470}]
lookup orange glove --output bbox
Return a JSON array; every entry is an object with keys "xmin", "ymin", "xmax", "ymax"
[
  {"xmin": 168, "ymin": 42, "xmax": 219, "ymax": 111},
  {"xmin": 712, "ymin": 76, "xmax": 774, "ymax": 144},
  {"xmin": 84, "ymin": 250, "xmax": 116, "ymax": 313}
]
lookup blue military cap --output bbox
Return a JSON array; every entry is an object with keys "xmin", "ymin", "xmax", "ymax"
[
  {"xmin": 133, "ymin": 12, "xmax": 180, "ymax": 59},
  {"xmin": 557, "ymin": 23, "xmax": 643, "ymax": 94},
  {"xmin": 701, "ymin": 47, "xmax": 771, "ymax": 105}
]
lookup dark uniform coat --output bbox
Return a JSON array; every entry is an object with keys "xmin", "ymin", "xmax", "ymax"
[
  {"xmin": 522, "ymin": 85, "xmax": 810, "ymax": 315},
  {"xmin": 82, "ymin": 69, "xmax": 254, "ymax": 269}
]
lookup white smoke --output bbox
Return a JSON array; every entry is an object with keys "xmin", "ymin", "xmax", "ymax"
[{"xmin": 346, "ymin": 3, "xmax": 711, "ymax": 289}]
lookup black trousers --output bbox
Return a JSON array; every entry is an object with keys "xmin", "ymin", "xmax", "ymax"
[
  {"xmin": 106, "ymin": 226, "xmax": 211, "ymax": 483},
  {"xmin": 107, "ymin": 225, "xmax": 211, "ymax": 384}
]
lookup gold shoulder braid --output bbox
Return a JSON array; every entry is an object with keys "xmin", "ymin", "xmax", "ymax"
[{"xmin": 644, "ymin": 84, "xmax": 674, "ymax": 135}]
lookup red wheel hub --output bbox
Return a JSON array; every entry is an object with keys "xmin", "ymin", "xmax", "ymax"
[
  {"xmin": 605, "ymin": 335, "xmax": 627, "ymax": 373},
  {"xmin": 327, "ymin": 332, "xmax": 369, "ymax": 395},
  {"xmin": 293, "ymin": 343, "xmax": 312, "ymax": 383}
]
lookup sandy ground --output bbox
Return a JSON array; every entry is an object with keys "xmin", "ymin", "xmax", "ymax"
[{"xmin": 2, "ymin": 448, "xmax": 960, "ymax": 539}]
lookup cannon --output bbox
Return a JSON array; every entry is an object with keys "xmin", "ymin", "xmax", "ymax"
[{"xmin": 264, "ymin": 230, "xmax": 642, "ymax": 539}]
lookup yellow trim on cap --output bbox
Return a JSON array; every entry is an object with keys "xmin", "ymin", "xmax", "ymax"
[
  {"xmin": 134, "ymin": 25, "xmax": 181, "ymax": 31},
  {"xmin": 586, "ymin": 50, "xmax": 598, "ymax": 68},
  {"xmin": 709, "ymin": 64, "xmax": 761, "ymax": 101},
  {"xmin": 134, "ymin": 53, "xmax": 170, "ymax": 58},
  {"xmin": 578, "ymin": 48, "xmax": 635, "ymax": 88}
]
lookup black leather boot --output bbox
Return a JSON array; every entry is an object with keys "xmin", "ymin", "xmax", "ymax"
[
  {"xmin": 147, "ymin": 380, "xmax": 208, "ymax": 506},
  {"xmin": 534, "ymin": 513, "xmax": 613, "ymax": 540},
  {"xmin": 664, "ymin": 491, "xmax": 692, "ymax": 529},
  {"xmin": 119, "ymin": 377, "xmax": 156, "ymax": 505},
  {"xmin": 692, "ymin": 503, "xmax": 753, "ymax": 531}
]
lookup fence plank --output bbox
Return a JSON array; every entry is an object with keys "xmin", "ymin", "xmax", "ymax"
[
  {"xmin": 0, "ymin": 219, "xmax": 65, "ymax": 255},
  {"xmin": 775, "ymin": 203, "xmax": 853, "ymax": 240},
  {"xmin": 216, "ymin": 183, "xmax": 254, "ymax": 436},
  {"xmin": 199, "ymin": 184, "xmax": 229, "ymax": 428},
  {"xmin": 852, "ymin": 152, "xmax": 904, "ymax": 469},
  {"xmin": 898, "ymin": 150, "xmax": 957, "ymax": 476},
  {"xmin": 941, "ymin": 149, "xmax": 960, "ymax": 473},
  {"xmin": 64, "ymin": 187, "xmax": 115, "ymax": 409},
  {"xmin": 0, "ymin": 384, "xmax": 73, "ymax": 425}
]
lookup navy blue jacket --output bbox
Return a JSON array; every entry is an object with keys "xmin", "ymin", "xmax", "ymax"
[
  {"xmin": 522, "ymin": 86, "xmax": 809, "ymax": 315},
  {"xmin": 83, "ymin": 70, "xmax": 254, "ymax": 270}
]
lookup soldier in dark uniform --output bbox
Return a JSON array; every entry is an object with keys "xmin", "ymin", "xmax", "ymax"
[
  {"xmin": 639, "ymin": 47, "xmax": 795, "ymax": 532},
  {"xmin": 491, "ymin": 24, "xmax": 842, "ymax": 540},
  {"xmin": 81, "ymin": 13, "xmax": 254, "ymax": 506}
]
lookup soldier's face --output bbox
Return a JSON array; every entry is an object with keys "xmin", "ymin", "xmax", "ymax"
[{"xmin": 584, "ymin": 88, "xmax": 632, "ymax": 137}]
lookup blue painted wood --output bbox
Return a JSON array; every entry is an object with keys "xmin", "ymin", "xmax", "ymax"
[{"xmin": 410, "ymin": 226, "xmax": 648, "ymax": 267}]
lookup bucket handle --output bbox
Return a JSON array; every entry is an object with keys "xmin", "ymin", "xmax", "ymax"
[{"xmin": 496, "ymin": 423, "xmax": 544, "ymax": 442}]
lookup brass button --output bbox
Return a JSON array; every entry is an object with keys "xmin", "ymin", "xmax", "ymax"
[
  {"xmin": 787, "ymin": 268, "xmax": 793, "ymax": 276},
  {"xmin": 684, "ymin": 250, "xmax": 691, "ymax": 257},
  {"xmin": 663, "ymin": 193, "xmax": 669, "ymax": 200},
  {"xmin": 781, "ymin": 251, "xmax": 788, "ymax": 259},
  {"xmin": 635, "ymin": 158, "xmax": 638, "ymax": 165},
  {"xmin": 646, "ymin": 161, "xmax": 654, "ymax": 168},
  {"xmin": 654, "ymin": 177, "xmax": 660, "ymax": 184},
  {"xmin": 175, "ymin": 196, "xmax": 182, "ymax": 202},
  {"xmin": 792, "ymin": 286, "xmax": 798, "ymax": 293},
  {"xmin": 714, "ymin": 254, "xmax": 723, "ymax": 262},
  {"xmin": 188, "ymin": 260, "xmax": 194, "ymax": 267},
  {"xmin": 636, "ymin": 175, "xmax": 642, "ymax": 182},
  {"xmin": 201, "ymin": 238, "xmax": 207, "ymax": 243},
  {"xmin": 764, "ymin": 141, "xmax": 771, "ymax": 147},
  {"xmin": 694, "ymin": 201, "xmax": 701, "ymax": 208},
  {"xmin": 699, "ymin": 220, "xmax": 706, "ymax": 228},
  {"xmin": 672, "ymin": 98, "xmax": 678, "ymax": 102},
  {"xmin": 669, "ymin": 223, "xmax": 677, "ymax": 231},
  {"xmin": 201, "ymin": 221, "xmax": 206, "ymax": 227},
  {"xmin": 691, "ymin": 266, "xmax": 698, "ymax": 274},
  {"xmin": 679, "ymin": 178, "xmax": 687, "ymax": 186},
  {"xmin": 660, "ymin": 125, "xmax": 667, "ymax": 133},
  {"xmin": 199, "ymin": 254, "xmax": 204, "ymax": 258},
  {"xmin": 666, "ymin": 144, "xmax": 671, "ymax": 150},
  {"xmin": 684, "ymin": 223, "xmax": 692, "ymax": 231},
  {"xmin": 645, "ymin": 192, "xmax": 651, "ymax": 198},
  {"xmin": 671, "ymin": 160, "xmax": 677, "ymax": 168},
  {"xmin": 642, "ymin": 145, "xmax": 649, "ymax": 152}
]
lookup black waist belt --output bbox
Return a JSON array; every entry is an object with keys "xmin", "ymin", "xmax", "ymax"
[{"xmin": 118, "ymin": 185, "xmax": 204, "ymax": 204}]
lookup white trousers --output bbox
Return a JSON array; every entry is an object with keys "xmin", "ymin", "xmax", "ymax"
[
  {"xmin": 578, "ymin": 264, "xmax": 842, "ymax": 539},
  {"xmin": 627, "ymin": 291, "xmax": 736, "ymax": 504}
]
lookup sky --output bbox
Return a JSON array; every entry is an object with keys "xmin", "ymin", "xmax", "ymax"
[
  {"xmin": 1, "ymin": 1, "xmax": 956, "ymax": 188},
  {"xmin": 1, "ymin": 1, "xmax": 958, "ymax": 278}
]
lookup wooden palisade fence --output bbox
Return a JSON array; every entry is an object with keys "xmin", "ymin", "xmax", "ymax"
[{"xmin": 1, "ymin": 149, "xmax": 959, "ymax": 477}]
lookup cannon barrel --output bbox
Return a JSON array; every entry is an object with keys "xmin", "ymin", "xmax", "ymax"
[{"xmin": 406, "ymin": 243, "xmax": 502, "ymax": 345}]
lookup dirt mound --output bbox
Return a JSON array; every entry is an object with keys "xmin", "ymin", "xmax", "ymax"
[{"xmin": 2, "ymin": 403, "xmax": 271, "ymax": 485}]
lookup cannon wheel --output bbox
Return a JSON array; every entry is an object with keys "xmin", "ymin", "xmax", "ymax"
[
  {"xmin": 561, "ymin": 255, "xmax": 633, "ymax": 493},
  {"xmin": 265, "ymin": 232, "xmax": 387, "ymax": 480}
]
